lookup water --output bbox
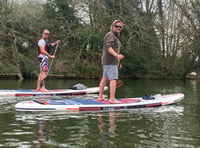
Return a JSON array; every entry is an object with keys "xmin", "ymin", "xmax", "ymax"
[{"xmin": 0, "ymin": 79, "xmax": 200, "ymax": 148}]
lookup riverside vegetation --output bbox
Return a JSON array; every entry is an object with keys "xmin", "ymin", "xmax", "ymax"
[{"xmin": 0, "ymin": 0, "xmax": 200, "ymax": 80}]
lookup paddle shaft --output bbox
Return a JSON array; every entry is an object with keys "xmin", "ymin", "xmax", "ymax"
[
  {"xmin": 116, "ymin": 60, "xmax": 123, "ymax": 88},
  {"xmin": 116, "ymin": 79, "xmax": 123, "ymax": 88},
  {"xmin": 47, "ymin": 43, "xmax": 59, "ymax": 75}
]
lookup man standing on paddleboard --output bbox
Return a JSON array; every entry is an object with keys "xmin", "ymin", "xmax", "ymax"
[
  {"xmin": 98, "ymin": 20, "xmax": 125, "ymax": 103},
  {"xmin": 36, "ymin": 29, "xmax": 60, "ymax": 91}
]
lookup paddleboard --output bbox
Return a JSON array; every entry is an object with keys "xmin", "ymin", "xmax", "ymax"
[
  {"xmin": 0, "ymin": 86, "xmax": 108, "ymax": 97},
  {"xmin": 15, "ymin": 93, "xmax": 184, "ymax": 112}
]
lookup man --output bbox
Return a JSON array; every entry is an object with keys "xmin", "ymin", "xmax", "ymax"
[
  {"xmin": 98, "ymin": 20, "xmax": 125, "ymax": 103},
  {"xmin": 36, "ymin": 29, "xmax": 60, "ymax": 91}
]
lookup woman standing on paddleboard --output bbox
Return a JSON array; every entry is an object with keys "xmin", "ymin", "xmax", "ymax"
[{"xmin": 98, "ymin": 20, "xmax": 125, "ymax": 104}]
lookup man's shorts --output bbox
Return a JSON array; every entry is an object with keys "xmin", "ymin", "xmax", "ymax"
[
  {"xmin": 39, "ymin": 57, "xmax": 49, "ymax": 72},
  {"xmin": 103, "ymin": 65, "xmax": 118, "ymax": 80}
]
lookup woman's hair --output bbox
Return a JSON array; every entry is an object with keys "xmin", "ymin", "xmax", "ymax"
[{"xmin": 110, "ymin": 20, "xmax": 124, "ymax": 30}]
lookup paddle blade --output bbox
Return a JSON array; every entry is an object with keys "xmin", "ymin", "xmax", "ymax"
[{"xmin": 116, "ymin": 80, "xmax": 123, "ymax": 88}]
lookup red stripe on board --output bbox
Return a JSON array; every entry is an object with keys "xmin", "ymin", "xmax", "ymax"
[
  {"xmin": 79, "ymin": 108, "xmax": 102, "ymax": 111},
  {"xmin": 37, "ymin": 100, "xmax": 50, "ymax": 105},
  {"xmin": 146, "ymin": 103, "xmax": 162, "ymax": 107},
  {"xmin": 162, "ymin": 102, "xmax": 169, "ymax": 105},
  {"xmin": 72, "ymin": 92, "xmax": 86, "ymax": 95},
  {"xmin": 120, "ymin": 98, "xmax": 140, "ymax": 103},
  {"xmin": 15, "ymin": 94, "xmax": 34, "ymax": 97},
  {"xmin": 47, "ymin": 89, "xmax": 66, "ymax": 92},
  {"xmin": 66, "ymin": 108, "xmax": 79, "ymax": 111}
]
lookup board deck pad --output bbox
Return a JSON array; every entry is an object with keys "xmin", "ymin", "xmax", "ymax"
[{"xmin": 33, "ymin": 98, "xmax": 141, "ymax": 105}]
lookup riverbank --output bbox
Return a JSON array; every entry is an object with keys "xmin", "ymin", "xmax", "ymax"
[
  {"xmin": 0, "ymin": 73, "xmax": 200, "ymax": 80},
  {"xmin": 0, "ymin": 74, "xmax": 84, "ymax": 80}
]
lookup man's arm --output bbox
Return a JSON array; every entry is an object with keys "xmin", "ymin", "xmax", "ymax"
[
  {"xmin": 108, "ymin": 47, "xmax": 124, "ymax": 60},
  {"xmin": 40, "ymin": 46, "xmax": 54, "ymax": 58}
]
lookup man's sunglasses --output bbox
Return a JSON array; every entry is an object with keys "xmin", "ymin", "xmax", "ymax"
[
  {"xmin": 115, "ymin": 25, "xmax": 122, "ymax": 29},
  {"xmin": 44, "ymin": 33, "xmax": 50, "ymax": 35}
]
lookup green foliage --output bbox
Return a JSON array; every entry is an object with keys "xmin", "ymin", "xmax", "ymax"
[{"xmin": 0, "ymin": 0, "xmax": 199, "ymax": 79}]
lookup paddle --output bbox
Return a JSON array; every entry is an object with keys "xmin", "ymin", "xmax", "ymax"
[
  {"xmin": 40, "ymin": 43, "xmax": 59, "ymax": 87},
  {"xmin": 116, "ymin": 61, "xmax": 123, "ymax": 88},
  {"xmin": 47, "ymin": 43, "xmax": 59, "ymax": 75},
  {"xmin": 116, "ymin": 79, "xmax": 123, "ymax": 88}
]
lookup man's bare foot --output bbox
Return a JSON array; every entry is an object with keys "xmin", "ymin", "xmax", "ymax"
[
  {"xmin": 39, "ymin": 88, "xmax": 49, "ymax": 92},
  {"xmin": 97, "ymin": 98, "xmax": 106, "ymax": 101},
  {"xmin": 109, "ymin": 99, "xmax": 121, "ymax": 104}
]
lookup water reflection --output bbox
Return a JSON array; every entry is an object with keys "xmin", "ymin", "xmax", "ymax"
[
  {"xmin": 98, "ymin": 112, "xmax": 118, "ymax": 146},
  {"xmin": 16, "ymin": 111, "xmax": 121, "ymax": 147},
  {"xmin": 14, "ymin": 105, "xmax": 186, "ymax": 147},
  {"xmin": 15, "ymin": 112, "xmax": 89, "ymax": 147},
  {"xmin": 96, "ymin": 106, "xmax": 185, "ymax": 147},
  {"xmin": 36, "ymin": 120, "xmax": 47, "ymax": 148}
]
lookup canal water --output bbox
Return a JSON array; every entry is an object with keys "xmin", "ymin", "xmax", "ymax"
[{"xmin": 0, "ymin": 79, "xmax": 199, "ymax": 147}]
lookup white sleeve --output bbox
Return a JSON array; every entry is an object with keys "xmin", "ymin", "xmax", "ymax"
[{"xmin": 38, "ymin": 39, "xmax": 46, "ymax": 47}]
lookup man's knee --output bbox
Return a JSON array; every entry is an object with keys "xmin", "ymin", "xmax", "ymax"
[{"xmin": 42, "ymin": 65, "xmax": 48, "ymax": 72}]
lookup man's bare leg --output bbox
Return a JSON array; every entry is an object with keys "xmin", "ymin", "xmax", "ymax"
[
  {"xmin": 36, "ymin": 72, "xmax": 48, "ymax": 91},
  {"xmin": 98, "ymin": 77, "xmax": 108, "ymax": 101},
  {"xmin": 109, "ymin": 80, "xmax": 120, "ymax": 103}
]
